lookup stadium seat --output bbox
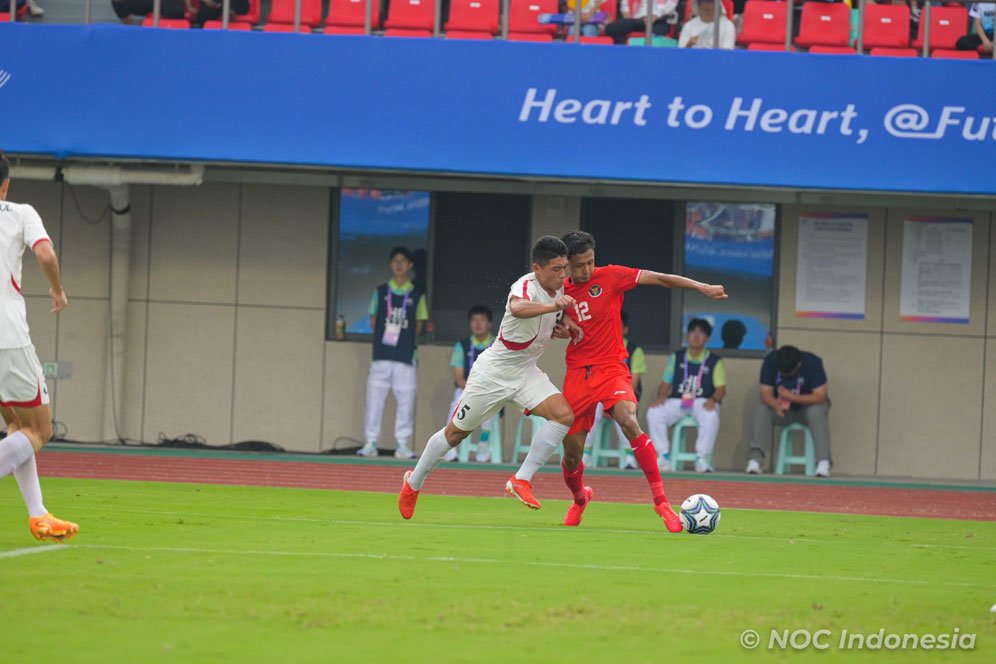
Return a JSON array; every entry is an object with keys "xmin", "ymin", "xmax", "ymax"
[
  {"xmin": 587, "ymin": 417, "xmax": 628, "ymax": 468},
  {"xmin": 795, "ymin": 2, "xmax": 851, "ymax": 48},
  {"xmin": 861, "ymin": 3, "xmax": 910, "ymax": 50},
  {"xmin": 384, "ymin": 0, "xmax": 437, "ymax": 33},
  {"xmin": 869, "ymin": 46, "xmax": 917, "ymax": 57},
  {"xmin": 737, "ymin": 1, "xmax": 789, "ymax": 47},
  {"xmin": 912, "ymin": 5, "xmax": 969, "ymax": 52},
  {"xmin": 669, "ymin": 416, "xmax": 703, "ymax": 472},
  {"xmin": 445, "ymin": 30, "xmax": 494, "ymax": 39},
  {"xmin": 507, "ymin": 0, "xmax": 558, "ymax": 37},
  {"xmin": 267, "ymin": 0, "xmax": 323, "ymax": 27},
  {"xmin": 807, "ymin": 44, "xmax": 857, "ymax": 54},
  {"xmin": 202, "ymin": 20, "xmax": 253, "ymax": 30},
  {"xmin": 747, "ymin": 42, "xmax": 793, "ymax": 51},
  {"xmin": 507, "ymin": 31, "xmax": 555, "ymax": 41},
  {"xmin": 932, "ymin": 48, "xmax": 979, "ymax": 59},
  {"xmin": 445, "ymin": 0, "xmax": 499, "ymax": 36},
  {"xmin": 456, "ymin": 416, "xmax": 503, "ymax": 463},
  {"xmin": 579, "ymin": 36, "xmax": 614, "ymax": 44},
  {"xmin": 141, "ymin": 17, "xmax": 191, "ymax": 29},
  {"xmin": 775, "ymin": 423, "xmax": 815, "ymax": 476},
  {"xmin": 235, "ymin": 0, "xmax": 261, "ymax": 24},
  {"xmin": 262, "ymin": 22, "xmax": 314, "ymax": 32},
  {"xmin": 325, "ymin": 0, "xmax": 381, "ymax": 32}
]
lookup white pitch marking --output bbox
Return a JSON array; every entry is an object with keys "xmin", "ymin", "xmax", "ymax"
[
  {"xmin": 72, "ymin": 543, "xmax": 985, "ymax": 589},
  {"xmin": 0, "ymin": 545, "xmax": 70, "ymax": 560}
]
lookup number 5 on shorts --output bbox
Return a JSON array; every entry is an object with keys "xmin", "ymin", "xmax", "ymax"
[{"xmin": 456, "ymin": 404, "xmax": 470, "ymax": 421}]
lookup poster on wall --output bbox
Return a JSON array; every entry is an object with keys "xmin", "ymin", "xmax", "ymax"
[
  {"xmin": 795, "ymin": 214, "xmax": 868, "ymax": 320},
  {"xmin": 899, "ymin": 217, "xmax": 973, "ymax": 324}
]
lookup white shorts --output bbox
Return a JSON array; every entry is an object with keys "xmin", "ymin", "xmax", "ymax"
[
  {"xmin": 0, "ymin": 345, "xmax": 50, "ymax": 408},
  {"xmin": 451, "ymin": 365, "xmax": 559, "ymax": 432}
]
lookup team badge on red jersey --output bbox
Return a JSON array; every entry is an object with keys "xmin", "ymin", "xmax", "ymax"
[{"xmin": 588, "ymin": 284, "xmax": 603, "ymax": 297}]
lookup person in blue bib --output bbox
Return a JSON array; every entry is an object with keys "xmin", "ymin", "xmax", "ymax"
[
  {"xmin": 746, "ymin": 345, "xmax": 832, "ymax": 477},
  {"xmin": 358, "ymin": 247, "xmax": 428, "ymax": 460},
  {"xmin": 443, "ymin": 306, "xmax": 498, "ymax": 463},
  {"xmin": 646, "ymin": 318, "xmax": 726, "ymax": 473}
]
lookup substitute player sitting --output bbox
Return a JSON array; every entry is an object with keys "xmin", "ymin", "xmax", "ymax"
[
  {"xmin": 398, "ymin": 236, "xmax": 583, "ymax": 519},
  {"xmin": 0, "ymin": 151, "xmax": 78, "ymax": 542},
  {"xmin": 544, "ymin": 230, "xmax": 727, "ymax": 530}
]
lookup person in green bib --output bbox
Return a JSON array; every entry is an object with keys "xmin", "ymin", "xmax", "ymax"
[
  {"xmin": 443, "ymin": 306, "xmax": 499, "ymax": 463},
  {"xmin": 646, "ymin": 318, "xmax": 726, "ymax": 473}
]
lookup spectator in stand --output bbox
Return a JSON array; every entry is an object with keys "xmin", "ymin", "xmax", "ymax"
[
  {"xmin": 605, "ymin": 0, "xmax": 679, "ymax": 44},
  {"xmin": 565, "ymin": 0, "xmax": 607, "ymax": 38},
  {"xmin": 443, "ymin": 306, "xmax": 498, "ymax": 463},
  {"xmin": 678, "ymin": 0, "xmax": 736, "ymax": 49},
  {"xmin": 956, "ymin": 2, "xmax": 995, "ymax": 53},
  {"xmin": 721, "ymin": 319, "xmax": 746, "ymax": 349},
  {"xmin": 111, "ymin": 0, "xmax": 249, "ymax": 25}
]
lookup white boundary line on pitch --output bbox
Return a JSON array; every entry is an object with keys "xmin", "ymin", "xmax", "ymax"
[
  {"xmin": 63, "ymin": 504, "xmax": 996, "ymax": 552},
  {"xmin": 72, "ymin": 543, "xmax": 985, "ymax": 589},
  {"xmin": 0, "ymin": 545, "xmax": 70, "ymax": 560}
]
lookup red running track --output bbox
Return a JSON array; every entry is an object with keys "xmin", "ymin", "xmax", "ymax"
[{"xmin": 36, "ymin": 450, "xmax": 996, "ymax": 521}]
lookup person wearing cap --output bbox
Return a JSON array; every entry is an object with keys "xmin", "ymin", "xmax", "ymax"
[{"xmin": 678, "ymin": 0, "xmax": 736, "ymax": 49}]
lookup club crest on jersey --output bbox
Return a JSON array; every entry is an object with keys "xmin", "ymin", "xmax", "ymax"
[{"xmin": 588, "ymin": 284, "xmax": 603, "ymax": 298}]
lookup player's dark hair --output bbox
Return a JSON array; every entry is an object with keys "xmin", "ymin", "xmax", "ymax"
[
  {"xmin": 389, "ymin": 246, "xmax": 413, "ymax": 262},
  {"xmin": 776, "ymin": 345, "xmax": 802, "ymax": 374},
  {"xmin": 687, "ymin": 318, "xmax": 713, "ymax": 336},
  {"xmin": 561, "ymin": 230, "xmax": 595, "ymax": 259},
  {"xmin": 468, "ymin": 305, "xmax": 493, "ymax": 322},
  {"xmin": 0, "ymin": 151, "xmax": 9, "ymax": 183},
  {"xmin": 531, "ymin": 235, "xmax": 567, "ymax": 266},
  {"xmin": 621, "ymin": 310, "xmax": 629, "ymax": 327},
  {"xmin": 721, "ymin": 319, "xmax": 747, "ymax": 348}
]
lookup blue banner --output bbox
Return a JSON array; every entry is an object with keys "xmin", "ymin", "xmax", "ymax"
[{"xmin": 2, "ymin": 24, "xmax": 995, "ymax": 194}]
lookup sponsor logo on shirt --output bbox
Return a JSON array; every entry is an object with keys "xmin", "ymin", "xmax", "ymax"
[{"xmin": 588, "ymin": 284, "xmax": 603, "ymax": 297}]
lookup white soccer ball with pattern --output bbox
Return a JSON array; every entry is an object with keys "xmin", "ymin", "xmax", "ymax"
[{"xmin": 679, "ymin": 494, "xmax": 721, "ymax": 534}]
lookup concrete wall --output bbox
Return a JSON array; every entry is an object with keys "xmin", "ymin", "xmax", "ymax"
[{"xmin": 11, "ymin": 181, "xmax": 994, "ymax": 480}]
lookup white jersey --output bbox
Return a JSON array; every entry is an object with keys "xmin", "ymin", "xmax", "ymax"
[
  {"xmin": 0, "ymin": 201, "xmax": 50, "ymax": 349},
  {"xmin": 473, "ymin": 272, "xmax": 563, "ymax": 379}
]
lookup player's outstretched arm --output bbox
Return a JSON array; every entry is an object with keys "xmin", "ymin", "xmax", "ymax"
[
  {"xmin": 33, "ymin": 240, "xmax": 67, "ymax": 314},
  {"xmin": 637, "ymin": 270, "xmax": 728, "ymax": 300},
  {"xmin": 509, "ymin": 294, "xmax": 576, "ymax": 319}
]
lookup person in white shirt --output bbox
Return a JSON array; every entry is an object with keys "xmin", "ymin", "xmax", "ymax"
[
  {"xmin": 956, "ymin": 3, "xmax": 995, "ymax": 52},
  {"xmin": 399, "ymin": 236, "xmax": 584, "ymax": 519},
  {"xmin": 0, "ymin": 151, "xmax": 78, "ymax": 542},
  {"xmin": 678, "ymin": 0, "xmax": 736, "ymax": 49},
  {"xmin": 606, "ymin": 0, "xmax": 679, "ymax": 44}
]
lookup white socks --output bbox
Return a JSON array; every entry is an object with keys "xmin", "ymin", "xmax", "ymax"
[
  {"xmin": 408, "ymin": 429, "xmax": 452, "ymax": 491},
  {"xmin": 0, "ymin": 431, "xmax": 35, "ymax": 479},
  {"xmin": 514, "ymin": 421, "xmax": 569, "ymax": 482},
  {"xmin": 14, "ymin": 455, "xmax": 47, "ymax": 517}
]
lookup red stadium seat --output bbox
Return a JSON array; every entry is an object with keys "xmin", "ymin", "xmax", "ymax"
[
  {"xmin": 507, "ymin": 0, "xmax": 558, "ymax": 36},
  {"xmin": 262, "ymin": 22, "xmax": 314, "ymax": 32},
  {"xmin": 235, "ymin": 0, "xmax": 261, "ymax": 24},
  {"xmin": 445, "ymin": 30, "xmax": 494, "ymax": 39},
  {"xmin": 202, "ymin": 20, "xmax": 253, "ymax": 30},
  {"xmin": 507, "ymin": 31, "xmax": 555, "ymax": 41},
  {"xmin": 267, "ymin": 0, "xmax": 323, "ymax": 27},
  {"xmin": 326, "ymin": 0, "xmax": 381, "ymax": 31},
  {"xmin": 912, "ymin": 5, "xmax": 969, "ymax": 51},
  {"xmin": 445, "ymin": 0, "xmax": 499, "ymax": 35},
  {"xmin": 795, "ymin": 2, "xmax": 851, "ymax": 48},
  {"xmin": 737, "ymin": 1, "xmax": 788, "ymax": 47},
  {"xmin": 141, "ymin": 17, "xmax": 191, "ymax": 28},
  {"xmin": 579, "ymin": 35, "xmax": 614, "ymax": 44},
  {"xmin": 384, "ymin": 0, "xmax": 437, "ymax": 32},
  {"xmin": 869, "ymin": 47, "xmax": 917, "ymax": 57},
  {"xmin": 384, "ymin": 27, "xmax": 434, "ymax": 36},
  {"xmin": 747, "ymin": 42, "xmax": 794, "ymax": 51},
  {"xmin": 324, "ymin": 25, "xmax": 370, "ymax": 34},
  {"xmin": 807, "ymin": 44, "xmax": 857, "ymax": 54},
  {"xmin": 862, "ymin": 3, "xmax": 910, "ymax": 50},
  {"xmin": 932, "ymin": 48, "xmax": 979, "ymax": 59}
]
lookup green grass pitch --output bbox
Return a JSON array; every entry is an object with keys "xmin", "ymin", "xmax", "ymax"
[{"xmin": 1, "ymin": 478, "xmax": 993, "ymax": 662}]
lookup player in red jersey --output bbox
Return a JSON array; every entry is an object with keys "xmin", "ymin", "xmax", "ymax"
[{"xmin": 554, "ymin": 230, "xmax": 726, "ymax": 530}]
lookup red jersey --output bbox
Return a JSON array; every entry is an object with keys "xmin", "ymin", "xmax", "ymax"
[{"xmin": 564, "ymin": 264, "xmax": 641, "ymax": 369}]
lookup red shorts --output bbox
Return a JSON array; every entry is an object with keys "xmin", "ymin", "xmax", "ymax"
[{"xmin": 563, "ymin": 363, "xmax": 636, "ymax": 436}]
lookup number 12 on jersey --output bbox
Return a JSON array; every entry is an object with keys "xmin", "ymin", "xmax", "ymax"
[{"xmin": 574, "ymin": 302, "xmax": 592, "ymax": 322}]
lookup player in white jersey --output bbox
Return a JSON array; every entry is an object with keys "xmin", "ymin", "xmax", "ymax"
[
  {"xmin": 399, "ymin": 236, "xmax": 584, "ymax": 519},
  {"xmin": 0, "ymin": 152, "xmax": 78, "ymax": 542}
]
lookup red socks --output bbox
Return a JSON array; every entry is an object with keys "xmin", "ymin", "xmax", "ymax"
[
  {"xmin": 630, "ymin": 433, "xmax": 668, "ymax": 506},
  {"xmin": 562, "ymin": 461, "xmax": 587, "ymax": 505}
]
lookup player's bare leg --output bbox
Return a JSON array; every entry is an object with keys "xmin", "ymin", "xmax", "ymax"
[
  {"xmin": 507, "ymin": 394, "xmax": 573, "ymax": 510},
  {"xmin": 609, "ymin": 400, "xmax": 682, "ymax": 533},
  {"xmin": 399, "ymin": 422, "xmax": 470, "ymax": 519},
  {"xmin": 561, "ymin": 431, "xmax": 593, "ymax": 526},
  {"xmin": 2, "ymin": 405, "xmax": 78, "ymax": 542}
]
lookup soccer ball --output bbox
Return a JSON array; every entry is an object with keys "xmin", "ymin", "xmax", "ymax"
[{"xmin": 679, "ymin": 494, "xmax": 721, "ymax": 534}]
